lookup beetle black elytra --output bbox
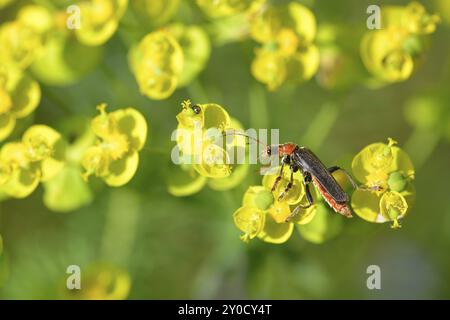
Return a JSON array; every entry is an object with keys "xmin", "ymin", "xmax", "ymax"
[{"xmin": 224, "ymin": 131, "xmax": 380, "ymax": 222}]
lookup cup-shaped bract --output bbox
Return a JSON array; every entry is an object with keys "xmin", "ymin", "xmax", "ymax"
[
  {"xmin": 0, "ymin": 65, "xmax": 41, "ymax": 141},
  {"xmin": 351, "ymin": 138, "xmax": 415, "ymax": 228},
  {"xmin": 0, "ymin": 142, "xmax": 41, "ymax": 198},
  {"xmin": 82, "ymin": 105, "xmax": 148, "ymax": 187},
  {"xmin": 249, "ymin": 2, "xmax": 319, "ymax": 90},
  {"xmin": 22, "ymin": 125, "xmax": 66, "ymax": 182},
  {"xmin": 360, "ymin": 2, "xmax": 439, "ymax": 83},
  {"xmin": 129, "ymin": 30, "xmax": 184, "ymax": 100},
  {"xmin": 167, "ymin": 23, "xmax": 211, "ymax": 87},
  {"xmin": 75, "ymin": 0, "xmax": 128, "ymax": 46}
]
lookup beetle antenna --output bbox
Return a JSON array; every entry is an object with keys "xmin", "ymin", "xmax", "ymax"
[
  {"xmin": 223, "ymin": 129, "xmax": 272, "ymax": 166},
  {"xmin": 222, "ymin": 129, "xmax": 268, "ymax": 148}
]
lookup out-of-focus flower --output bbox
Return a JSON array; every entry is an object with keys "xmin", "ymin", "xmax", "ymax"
[
  {"xmin": 360, "ymin": 2, "xmax": 439, "ymax": 83},
  {"xmin": 351, "ymin": 138, "xmax": 415, "ymax": 228},
  {"xmin": 196, "ymin": 0, "xmax": 260, "ymax": 18},
  {"xmin": 249, "ymin": 2, "xmax": 320, "ymax": 90},
  {"xmin": 0, "ymin": 125, "xmax": 66, "ymax": 198},
  {"xmin": 43, "ymin": 117, "xmax": 96, "ymax": 212},
  {"xmin": 167, "ymin": 23, "xmax": 211, "ymax": 87},
  {"xmin": 74, "ymin": 0, "xmax": 128, "ymax": 46},
  {"xmin": 63, "ymin": 263, "xmax": 131, "ymax": 300},
  {"xmin": 0, "ymin": 5, "xmax": 53, "ymax": 70},
  {"xmin": 131, "ymin": 0, "xmax": 180, "ymax": 27},
  {"xmin": 82, "ymin": 104, "xmax": 148, "ymax": 187},
  {"xmin": 0, "ymin": 65, "xmax": 41, "ymax": 141},
  {"xmin": 129, "ymin": 30, "xmax": 184, "ymax": 100}
]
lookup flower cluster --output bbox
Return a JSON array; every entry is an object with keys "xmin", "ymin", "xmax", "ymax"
[
  {"xmin": 233, "ymin": 137, "xmax": 416, "ymax": 243},
  {"xmin": 0, "ymin": 101, "xmax": 148, "ymax": 212},
  {"xmin": 249, "ymin": 1, "xmax": 320, "ymax": 90},
  {"xmin": 234, "ymin": 165, "xmax": 345, "ymax": 244},
  {"xmin": 0, "ymin": 125, "xmax": 66, "ymax": 198},
  {"xmin": 361, "ymin": 2, "xmax": 439, "ymax": 83},
  {"xmin": 0, "ymin": 5, "xmax": 49, "ymax": 140},
  {"xmin": 12, "ymin": 1, "xmax": 127, "ymax": 87},
  {"xmin": 168, "ymin": 100, "xmax": 248, "ymax": 196},
  {"xmin": 129, "ymin": 25, "xmax": 211, "ymax": 100},
  {"xmin": 82, "ymin": 104, "xmax": 148, "ymax": 187},
  {"xmin": 351, "ymin": 138, "xmax": 415, "ymax": 229}
]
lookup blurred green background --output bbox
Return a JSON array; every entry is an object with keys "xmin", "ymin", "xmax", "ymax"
[{"xmin": 0, "ymin": 0, "xmax": 449, "ymax": 299}]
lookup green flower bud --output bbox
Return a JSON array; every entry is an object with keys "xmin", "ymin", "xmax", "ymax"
[{"xmin": 387, "ymin": 171, "xmax": 408, "ymax": 192}]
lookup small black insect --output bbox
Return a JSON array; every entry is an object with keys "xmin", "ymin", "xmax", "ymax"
[{"xmin": 191, "ymin": 104, "xmax": 201, "ymax": 114}]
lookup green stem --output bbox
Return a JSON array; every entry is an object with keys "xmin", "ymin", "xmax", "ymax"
[
  {"xmin": 248, "ymin": 84, "xmax": 269, "ymax": 129},
  {"xmin": 100, "ymin": 190, "xmax": 140, "ymax": 266},
  {"xmin": 41, "ymin": 86, "xmax": 73, "ymax": 115},
  {"xmin": 300, "ymin": 102, "xmax": 339, "ymax": 151}
]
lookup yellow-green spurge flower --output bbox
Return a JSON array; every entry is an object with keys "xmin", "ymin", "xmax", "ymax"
[
  {"xmin": 0, "ymin": 65, "xmax": 41, "ymax": 141},
  {"xmin": 361, "ymin": 2, "xmax": 439, "ymax": 83},
  {"xmin": 233, "ymin": 138, "xmax": 415, "ymax": 244},
  {"xmin": 250, "ymin": 1, "xmax": 319, "ymax": 90},
  {"xmin": 351, "ymin": 138, "xmax": 415, "ymax": 229},
  {"xmin": 0, "ymin": 125, "xmax": 66, "ymax": 198},
  {"xmin": 129, "ymin": 26, "xmax": 211, "ymax": 100},
  {"xmin": 82, "ymin": 104, "xmax": 147, "ymax": 187},
  {"xmin": 70, "ymin": 0, "xmax": 128, "ymax": 46},
  {"xmin": 168, "ymin": 100, "xmax": 249, "ymax": 196}
]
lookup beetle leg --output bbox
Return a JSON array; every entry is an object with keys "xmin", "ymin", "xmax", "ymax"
[
  {"xmin": 278, "ymin": 170, "xmax": 294, "ymax": 201},
  {"xmin": 271, "ymin": 156, "xmax": 289, "ymax": 191},
  {"xmin": 285, "ymin": 173, "xmax": 314, "ymax": 222}
]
